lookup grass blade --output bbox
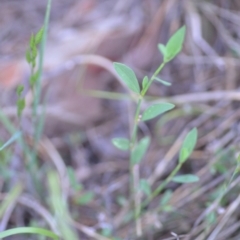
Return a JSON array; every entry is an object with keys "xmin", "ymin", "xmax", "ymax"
[
  {"xmin": 0, "ymin": 227, "xmax": 59, "ymax": 239},
  {"xmin": 0, "ymin": 131, "xmax": 21, "ymax": 151}
]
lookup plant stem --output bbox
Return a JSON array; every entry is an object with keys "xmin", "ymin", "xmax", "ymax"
[
  {"xmin": 129, "ymin": 61, "xmax": 166, "ymax": 236},
  {"xmin": 33, "ymin": 0, "xmax": 51, "ymax": 122},
  {"xmin": 30, "ymin": 0, "xmax": 52, "ymax": 199},
  {"xmin": 141, "ymin": 62, "xmax": 165, "ymax": 96},
  {"xmin": 129, "ymin": 97, "xmax": 142, "ymax": 237},
  {"xmin": 31, "ymin": 0, "xmax": 51, "ymax": 154},
  {"xmin": 130, "ymin": 99, "xmax": 142, "ymax": 146},
  {"xmin": 133, "ymin": 164, "xmax": 142, "ymax": 236},
  {"xmin": 144, "ymin": 162, "xmax": 182, "ymax": 207}
]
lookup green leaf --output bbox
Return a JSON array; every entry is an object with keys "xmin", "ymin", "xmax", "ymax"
[
  {"xmin": 162, "ymin": 205, "xmax": 173, "ymax": 212},
  {"xmin": 31, "ymin": 46, "xmax": 38, "ymax": 60},
  {"xmin": 179, "ymin": 128, "xmax": 198, "ymax": 163},
  {"xmin": 112, "ymin": 138, "xmax": 130, "ymax": 151},
  {"xmin": 140, "ymin": 179, "xmax": 151, "ymax": 197},
  {"xmin": 116, "ymin": 196, "xmax": 127, "ymax": 206},
  {"xmin": 48, "ymin": 171, "xmax": 78, "ymax": 239},
  {"xmin": 165, "ymin": 26, "xmax": 186, "ymax": 62},
  {"xmin": 123, "ymin": 211, "xmax": 134, "ymax": 224},
  {"xmin": 206, "ymin": 212, "xmax": 217, "ymax": 224},
  {"xmin": 16, "ymin": 85, "xmax": 24, "ymax": 97},
  {"xmin": 77, "ymin": 192, "xmax": 94, "ymax": 205},
  {"xmin": 25, "ymin": 49, "xmax": 32, "ymax": 64},
  {"xmin": 142, "ymin": 103, "xmax": 175, "ymax": 121},
  {"xmin": 17, "ymin": 98, "xmax": 25, "ymax": 117},
  {"xmin": 67, "ymin": 167, "xmax": 82, "ymax": 191},
  {"xmin": 113, "ymin": 63, "xmax": 140, "ymax": 94},
  {"xmin": 101, "ymin": 228, "xmax": 112, "ymax": 237},
  {"xmin": 160, "ymin": 190, "xmax": 172, "ymax": 206},
  {"xmin": 158, "ymin": 44, "xmax": 167, "ymax": 57},
  {"xmin": 0, "ymin": 227, "xmax": 59, "ymax": 240},
  {"xmin": 172, "ymin": 174, "xmax": 199, "ymax": 183},
  {"xmin": 29, "ymin": 34, "xmax": 35, "ymax": 50},
  {"xmin": 30, "ymin": 71, "xmax": 39, "ymax": 87},
  {"xmin": 131, "ymin": 137, "xmax": 150, "ymax": 165},
  {"xmin": 141, "ymin": 76, "xmax": 149, "ymax": 91},
  {"xmin": 0, "ymin": 131, "xmax": 21, "ymax": 151},
  {"xmin": 0, "ymin": 184, "xmax": 22, "ymax": 218},
  {"xmin": 35, "ymin": 27, "xmax": 44, "ymax": 45},
  {"xmin": 154, "ymin": 77, "xmax": 172, "ymax": 86}
]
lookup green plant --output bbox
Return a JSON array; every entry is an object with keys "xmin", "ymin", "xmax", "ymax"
[
  {"xmin": 0, "ymin": 15, "xmax": 201, "ymax": 240},
  {"xmin": 112, "ymin": 26, "xmax": 199, "ymax": 237},
  {"xmin": 0, "ymin": 0, "xmax": 58, "ymax": 239}
]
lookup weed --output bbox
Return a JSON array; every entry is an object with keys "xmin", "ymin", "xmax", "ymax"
[
  {"xmin": 0, "ymin": 0, "xmax": 58, "ymax": 239},
  {"xmin": 112, "ymin": 26, "xmax": 198, "ymax": 237}
]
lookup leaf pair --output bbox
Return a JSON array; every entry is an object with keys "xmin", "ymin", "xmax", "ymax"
[
  {"xmin": 113, "ymin": 63, "xmax": 173, "ymax": 95},
  {"xmin": 113, "ymin": 26, "xmax": 186, "ymax": 94},
  {"xmin": 158, "ymin": 26, "xmax": 186, "ymax": 63}
]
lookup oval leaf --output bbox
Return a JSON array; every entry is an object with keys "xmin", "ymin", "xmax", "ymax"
[
  {"xmin": 131, "ymin": 137, "xmax": 150, "ymax": 165},
  {"xmin": 140, "ymin": 179, "xmax": 151, "ymax": 197},
  {"xmin": 165, "ymin": 26, "xmax": 186, "ymax": 62},
  {"xmin": 172, "ymin": 174, "xmax": 199, "ymax": 183},
  {"xmin": 154, "ymin": 77, "xmax": 172, "ymax": 86},
  {"xmin": 112, "ymin": 138, "xmax": 130, "ymax": 151},
  {"xmin": 142, "ymin": 103, "xmax": 175, "ymax": 121},
  {"xmin": 160, "ymin": 190, "xmax": 172, "ymax": 206},
  {"xmin": 113, "ymin": 63, "xmax": 140, "ymax": 94},
  {"xmin": 158, "ymin": 44, "xmax": 167, "ymax": 58},
  {"xmin": 77, "ymin": 192, "xmax": 94, "ymax": 205},
  {"xmin": 179, "ymin": 128, "xmax": 198, "ymax": 163}
]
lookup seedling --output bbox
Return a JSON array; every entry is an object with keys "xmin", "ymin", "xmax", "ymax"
[{"xmin": 112, "ymin": 26, "xmax": 199, "ymax": 237}]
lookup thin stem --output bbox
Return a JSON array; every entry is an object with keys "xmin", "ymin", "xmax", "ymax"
[
  {"xmin": 133, "ymin": 164, "xmax": 142, "ymax": 236},
  {"xmin": 32, "ymin": 0, "xmax": 51, "ymax": 151},
  {"xmin": 225, "ymin": 155, "xmax": 240, "ymax": 189},
  {"xmin": 129, "ymin": 97, "xmax": 142, "ymax": 236},
  {"xmin": 142, "ymin": 162, "xmax": 182, "ymax": 208},
  {"xmin": 127, "ymin": 161, "xmax": 183, "ymax": 224},
  {"xmin": 30, "ymin": 0, "xmax": 52, "ymax": 199},
  {"xmin": 33, "ymin": 0, "xmax": 51, "ymax": 125},
  {"xmin": 130, "ymin": 98, "xmax": 142, "ymax": 146},
  {"xmin": 129, "ymin": 61, "xmax": 166, "ymax": 236},
  {"xmin": 0, "ymin": 110, "xmax": 39, "ymax": 196}
]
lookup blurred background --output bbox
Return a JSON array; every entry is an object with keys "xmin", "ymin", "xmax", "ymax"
[{"xmin": 0, "ymin": 0, "xmax": 240, "ymax": 239}]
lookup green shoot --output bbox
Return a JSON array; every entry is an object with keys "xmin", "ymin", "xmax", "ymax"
[{"xmin": 112, "ymin": 26, "xmax": 198, "ymax": 237}]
